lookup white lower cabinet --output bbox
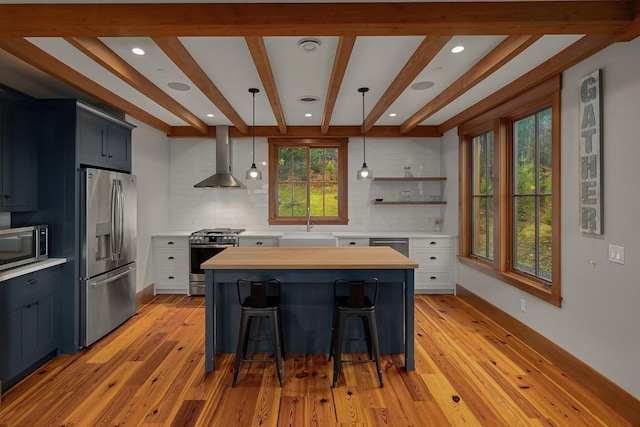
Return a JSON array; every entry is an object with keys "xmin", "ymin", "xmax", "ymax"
[
  {"xmin": 410, "ymin": 237, "xmax": 456, "ymax": 294},
  {"xmin": 336, "ymin": 238, "xmax": 369, "ymax": 247},
  {"xmin": 152, "ymin": 236, "xmax": 189, "ymax": 294},
  {"xmin": 238, "ymin": 236, "xmax": 279, "ymax": 247}
]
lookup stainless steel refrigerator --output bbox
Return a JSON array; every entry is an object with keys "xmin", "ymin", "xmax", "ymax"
[{"xmin": 79, "ymin": 168, "xmax": 137, "ymax": 347}]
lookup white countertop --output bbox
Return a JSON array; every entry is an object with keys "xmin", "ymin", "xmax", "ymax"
[
  {"xmin": 0, "ymin": 258, "xmax": 67, "ymax": 283},
  {"xmin": 241, "ymin": 230, "xmax": 456, "ymax": 239},
  {"xmin": 154, "ymin": 230, "xmax": 456, "ymax": 239}
]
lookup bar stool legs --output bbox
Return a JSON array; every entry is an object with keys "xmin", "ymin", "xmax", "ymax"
[
  {"xmin": 329, "ymin": 278, "xmax": 383, "ymax": 388},
  {"xmin": 232, "ymin": 279, "xmax": 285, "ymax": 387}
]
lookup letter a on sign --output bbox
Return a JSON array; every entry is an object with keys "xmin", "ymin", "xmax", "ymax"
[{"xmin": 578, "ymin": 70, "xmax": 602, "ymax": 234}]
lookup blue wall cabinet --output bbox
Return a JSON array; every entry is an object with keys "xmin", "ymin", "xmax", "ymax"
[
  {"xmin": 0, "ymin": 88, "xmax": 38, "ymax": 211},
  {"xmin": 77, "ymin": 107, "xmax": 132, "ymax": 172}
]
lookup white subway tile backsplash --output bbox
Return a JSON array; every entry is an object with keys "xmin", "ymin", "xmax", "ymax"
[{"xmin": 169, "ymin": 136, "xmax": 445, "ymax": 232}]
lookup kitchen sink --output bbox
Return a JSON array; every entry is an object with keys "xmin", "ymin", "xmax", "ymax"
[{"xmin": 279, "ymin": 232, "xmax": 337, "ymax": 247}]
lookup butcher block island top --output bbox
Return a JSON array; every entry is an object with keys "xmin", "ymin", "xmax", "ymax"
[{"xmin": 201, "ymin": 246, "xmax": 419, "ymax": 270}]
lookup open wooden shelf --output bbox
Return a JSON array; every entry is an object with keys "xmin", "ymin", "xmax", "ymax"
[
  {"xmin": 371, "ymin": 200, "xmax": 446, "ymax": 205},
  {"xmin": 372, "ymin": 177, "xmax": 447, "ymax": 182}
]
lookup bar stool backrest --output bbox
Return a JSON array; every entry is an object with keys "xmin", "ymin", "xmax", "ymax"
[
  {"xmin": 334, "ymin": 278, "xmax": 379, "ymax": 308},
  {"xmin": 236, "ymin": 279, "xmax": 281, "ymax": 308}
]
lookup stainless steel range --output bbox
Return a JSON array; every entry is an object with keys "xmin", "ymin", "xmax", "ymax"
[{"xmin": 189, "ymin": 228, "xmax": 245, "ymax": 295}]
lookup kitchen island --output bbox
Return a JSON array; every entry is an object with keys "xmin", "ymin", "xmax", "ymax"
[{"xmin": 202, "ymin": 246, "xmax": 419, "ymax": 371}]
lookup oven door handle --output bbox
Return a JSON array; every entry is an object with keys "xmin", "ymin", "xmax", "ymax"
[{"xmin": 191, "ymin": 244, "xmax": 235, "ymax": 249}]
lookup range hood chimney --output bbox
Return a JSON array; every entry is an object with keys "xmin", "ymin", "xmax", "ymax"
[{"xmin": 194, "ymin": 125, "xmax": 246, "ymax": 188}]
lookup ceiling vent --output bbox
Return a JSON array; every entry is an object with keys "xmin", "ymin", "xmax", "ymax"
[
  {"xmin": 298, "ymin": 38, "xmax": 321, "ymax": 52},
  {"xmin": 297, "ymin": 95, "xmax": 321, "ymax": 104}
]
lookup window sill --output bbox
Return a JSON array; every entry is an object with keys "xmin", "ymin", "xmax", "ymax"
[
  {"xmin": 268, "ymin": 218, "xmax": 349, "ymax": 226},
  {"xmin": 459, "ymin": 256, "xmax": 561, "ymax": 307}
]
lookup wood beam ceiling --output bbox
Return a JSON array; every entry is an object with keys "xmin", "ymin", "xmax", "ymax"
[
  {"xmin": 245, "ymin": 36, "xmax": 287, "ymax": 134},
  {"xmin": 0, "ymin": 37, "xmax": 172, "ymax": 134},
  {"xmin": 439, "ymin": 34, "xmax": 618, "ymax": 133},
  {"xmin": 153, "ymin": 37, "xmax": 249, "ymax": 134},
  {"xmin": 321, "ymin": 36, "xmax": 356, "ymax": 134},
  {"xmin": 364, "ymin": 35, "xmax": 452, "ymax": 132},
  {"xmin": 0, "ymin": 2, "xmax": 631, "ymax": 37},
  {"xmin": 400, "ymin": 35, "xmax": 541, "ymax": 133},
  {"xmin": 66, "ymin": 36, "xmax": 209, "ymax": 134}
]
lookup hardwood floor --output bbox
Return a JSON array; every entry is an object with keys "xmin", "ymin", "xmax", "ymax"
[{"xmin": 0, "ymin": 294, "xmax": 633, "ymax": 426}]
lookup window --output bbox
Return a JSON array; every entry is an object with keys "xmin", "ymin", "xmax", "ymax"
[
  {"xmin": 268, "ymin": 138, "xmax": 348, "ymax": 225},
  {"xmin": 472, "ymin": 130, "xmax": 494, "ymax": 261},
  {"xmin": 459, "ymin": 76, "xmax": 561, "ymax": 306}
]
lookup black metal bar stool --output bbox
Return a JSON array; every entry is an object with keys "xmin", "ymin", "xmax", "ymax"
[
  {"xmin": 232, "ymin": 278, "xmax": 285, "ymax": 387},
  {"xmin": 328, "ymin": 278, "xmax": 383, "ymax": 388}
]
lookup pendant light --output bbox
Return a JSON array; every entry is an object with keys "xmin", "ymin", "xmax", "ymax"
[
  {"xmin": 245, "ymin": 88, "xmax": 262, "ymax": 180},
  {"xmin": 357, "ymin": 87, "xmax": 372, "ymax": 180}
]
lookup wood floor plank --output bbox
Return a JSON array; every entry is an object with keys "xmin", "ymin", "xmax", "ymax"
[{"xmin": 0, "ymin": 294, "xmax": 634, "ymax": 426}]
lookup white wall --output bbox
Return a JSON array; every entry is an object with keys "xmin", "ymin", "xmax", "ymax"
[
  {"xmin": 128, "ymin": 117, "xmax": 171, "ymax": 292},
  {"xmin": 453, "ymin": 37, "xmax": 640, "ymax": 399},
  {"xmin": 168, "ymin": 135, "xmax": 447, "ymax": 232}
]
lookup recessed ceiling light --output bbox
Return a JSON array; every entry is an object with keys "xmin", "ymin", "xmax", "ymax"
[
  {"xmin": 167, "ymin": 82, "xmax": 191, "ymax": 91},
  {"xmin": 305, "ymin": 113, "xmax": 313, "ymax": 117},
  {"xmin": 411, "ymin": 81, "xmax": 435, "ymax": 91},
  {"xmin": 156, "ymin": 68, "xmax": 166, "ymax": 73},
  {"xmin": 432, "ymin": 66, "xmax": 444, "ymax": 72},
  {"xmin": 388, "ymin": 113, "xmax": 397, "ymax": 117},
  {"xmin": 206, "ymin": 113, "xmax": 215, "ymax": 118},
  {"xmin": 131, "ymin": 47, "xmax": 145, "ymax": 56},
  {"xmin": 451, "ymin": 45, "xmax": 465, "ymax": 54},
  {"xmin": 297, "ymin": 38, "xmax": 321, "ymax": 53}
]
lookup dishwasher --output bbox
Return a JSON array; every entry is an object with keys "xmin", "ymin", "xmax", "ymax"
[{"xmin": 369, "ymin": 238, "xmax": 409, "ymax": 256}]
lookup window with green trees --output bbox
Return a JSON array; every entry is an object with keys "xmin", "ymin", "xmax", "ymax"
[
  {"xmin": 472, "ymin": 130, "xmax": 494, "ymax": 261},
  {"xmin": 268, "ymin": 138, "xmax": 348, "ymax": 225},
  {"xmin": 459, "ymin": 76, "xmax": 561, "ymax": 306}
]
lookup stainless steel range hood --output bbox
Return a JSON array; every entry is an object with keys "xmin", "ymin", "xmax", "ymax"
[{"xmin": 194, "ymin": 125, "xmax": 246, "ymax": 188}]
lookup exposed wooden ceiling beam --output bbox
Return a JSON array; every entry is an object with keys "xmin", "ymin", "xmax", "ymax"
[
  {"xmin": 439, "ymin": 34, "xmax": 618, "ymax": 134},
  {"xmin": 153, "ymin": 37, "xmax": 248, "ymax": 134},
  {"xmin": 400, "ymin": 35, "xmax": 540, "ymax": 133},
  {"xmin": 0, "ymin": 3, "xmax": 631, "ymax": 37},
  {"xmin": 0, "ymin": 37, "xmax": 171, "ymax": 134},
  {"xmin": 168, "ymin": 125, "xmax": 442, "ymax": 139},
  {"xmin": 616, "ymin": 0, "xmax": 640, "ymax": 40},
  {"xmin": 364, "ymin": 35, "xmax": 452, "ymax": 132},
  {"xmin": 321, "ymin": 36, "xmax": 356, "ymax": 134},
  {"xmin": 66, "ymin": 37, "xmax": 209, "ymax": 134},
  {"xmin": 245, "ymin": 36, "xmax": 287, "ymax": 134}
]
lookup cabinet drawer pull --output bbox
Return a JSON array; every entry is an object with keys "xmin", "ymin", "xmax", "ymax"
[
  {"xmin": 429, "ymin": 276, "xmax": 437, "ymax": 280},
  {"xmin": 256, "ymin": 241, "xmax": 263, "ymax": 245},
  {"xmin": 168, "ymin": 256, "xmax": 175, "ymax": 260},
  {"xmin": 168, "ymin": 241, "xmax": 175, "ymax": 245},
  {"xmin": 429, "ymin": 241, "xmax": 437, "ymax": 245},
  {"xmin": 429, "ymin": 256, "xmax": 437, "ymax": 260},
  {"xmin": 349, "ymin": 241, "xmax": 357, "ymax": 245},
  {"xmin": 27, "ymin": 279, "xmax": 38, "ymax": 286},
  {"xmin": 168, "ymin": 276, "xmax": 175, "ymax": 280}
]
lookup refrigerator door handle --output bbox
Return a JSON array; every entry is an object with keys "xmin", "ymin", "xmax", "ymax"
[
  {"xmin": 118, "ymin": 179, "xmax": 125, "ymax": 257},
  {"xmin": 90, "ymin": 266, "xmax": 134, "ymax": 287},
  {"xmin": 110, "ymin": 178, "xmax": 118, "ymax": 261}
]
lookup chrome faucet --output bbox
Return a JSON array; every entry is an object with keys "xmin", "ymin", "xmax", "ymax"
[{"xmin": 306, "ymin": 206, "xmax": 313, "ymax": 231}]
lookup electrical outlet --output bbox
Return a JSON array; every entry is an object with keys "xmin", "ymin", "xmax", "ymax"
[
  {"xmin": 520, "ymin": 298, "xmax": 526, "ymax": 312},
  {"xmin": 608, "ymin": 244, "xmax": 625, "ymax": 264}
]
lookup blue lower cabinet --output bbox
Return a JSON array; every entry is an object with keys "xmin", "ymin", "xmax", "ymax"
[{"xmin": 0, "ymin": 266, "xmax": 61, "ymax": 392}]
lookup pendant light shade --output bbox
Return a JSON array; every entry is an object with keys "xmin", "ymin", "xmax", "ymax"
[
  {"xmin": 246, "ymin": 88, "xmax": 262, "ymax": 180},
  {"xmin": 357, "ymin": 87, "xmax": 372, "ymax": 180}
]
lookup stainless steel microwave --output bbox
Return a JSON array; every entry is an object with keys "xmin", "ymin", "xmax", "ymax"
[{"xmin": 0, "ymin": 225, "xmax": 48, "ymax": 272}]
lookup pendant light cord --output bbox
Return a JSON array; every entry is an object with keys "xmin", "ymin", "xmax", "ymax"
[
  {"xmin": 362, "ymin": 88, "xmax": 366, "ymax": 163},
  {"xmin": 252, "ymin": 90, "xmax": 256, "ymax": 164}
]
